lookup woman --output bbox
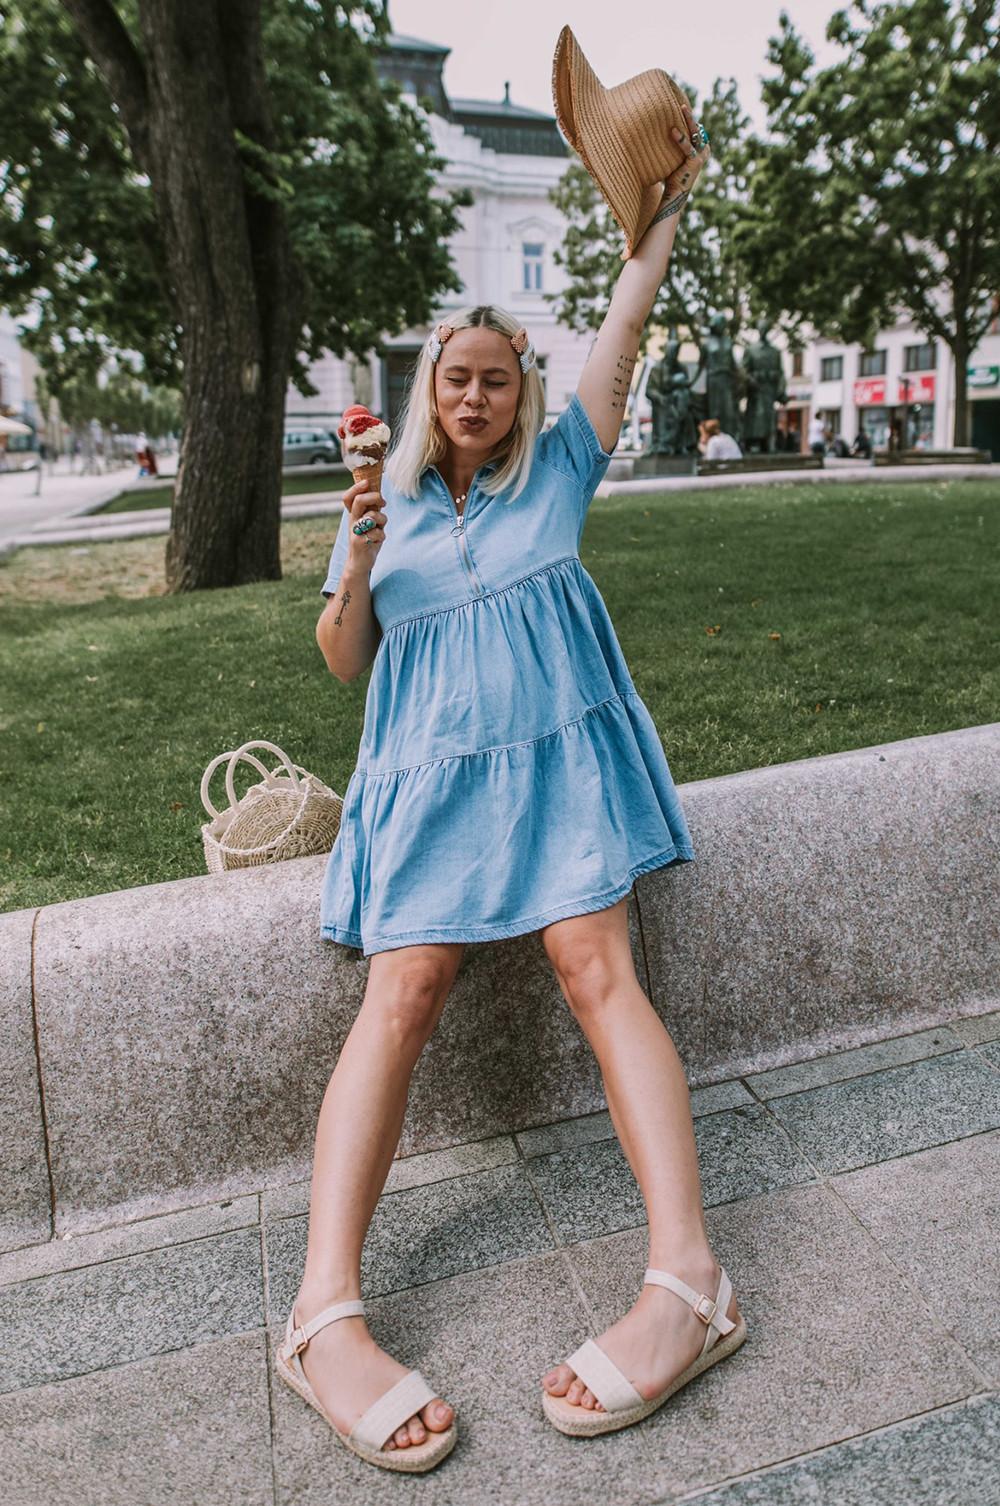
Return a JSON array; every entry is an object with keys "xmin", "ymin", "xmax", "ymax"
[
  {"xmin": 698, "ymin": 417, "xmax": 742, "ymax": 459},
  {"xmin": 276, "ymin": 108, "xmax": 743, "ymax": 1474}
]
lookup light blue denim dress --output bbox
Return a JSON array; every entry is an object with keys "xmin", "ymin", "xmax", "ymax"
[{"xmin": 318, "ymin": 393, "xmax": 695, "ymax": 956}]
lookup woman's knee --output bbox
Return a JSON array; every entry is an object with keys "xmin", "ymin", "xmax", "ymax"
[{"xmin": 364, "ymin": 944, "xmax": 464, "ymax": 1041}]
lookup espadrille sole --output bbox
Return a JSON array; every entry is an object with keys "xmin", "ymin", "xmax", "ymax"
[
  {"xmin": 541, "ymin": 1315, "xmax": 747, "ymax": 1437},
  {"xmin": 274, "ymin": 1346, "xmax": 457, "ymax": 1472}
]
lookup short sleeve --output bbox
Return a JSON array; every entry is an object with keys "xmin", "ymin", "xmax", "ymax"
[
  {"xmin": 536, "ymin": 392, "xmax": 615, "ymax": 495},
  {"xmin": 320, "ymin": 505, "xmax": 352, "ymax": 599}
]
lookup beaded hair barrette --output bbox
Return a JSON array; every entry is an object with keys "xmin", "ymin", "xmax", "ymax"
[{"xmin": 427, "ymin": 321, "xmax": 537, "ymax": 373}]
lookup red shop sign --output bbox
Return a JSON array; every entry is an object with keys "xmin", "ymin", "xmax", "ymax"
[
  {"xmin": 853, "ymin": 378, "xmax": 887, "ymax": 405},
  {"xmin": 898, "ymin": 373, "xmax": 935, "ymax": 402}
]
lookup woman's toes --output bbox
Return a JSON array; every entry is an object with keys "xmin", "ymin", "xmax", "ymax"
[
  {"xmin": 580, "ymin": 1387, "xmax": 596, "ymax": 1409},
  {"xmin": 408, "ymin": 1416, "xmax": 426, "ymax": 1444},
  {"xmin": 566, "ymin": 1377, "xmax": 585, "ymax": 1404},
  {"xmin": 393, "ymin": 1423, "xmax": 411, "ymax": 1447},
  {"xmin": 543, "ymin": 1364, "xmax": 572, "ymax": 1394},
  {"xmin": 423, "ymin": 1400, "xmax": 453, "ymax": 1432}
]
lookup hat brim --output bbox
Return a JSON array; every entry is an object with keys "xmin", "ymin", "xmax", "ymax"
[{"xmin": 552, "ymin": 25, "xmax": 691, "ymax": 258}]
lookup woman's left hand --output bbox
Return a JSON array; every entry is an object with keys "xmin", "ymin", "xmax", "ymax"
[{"xmin": 664, "ymin": 104, "xmax": 711, "ymax": 199}]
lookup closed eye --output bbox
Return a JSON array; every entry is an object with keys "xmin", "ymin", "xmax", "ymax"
[{"xmin": 447, "ymin": 379, "xmax": 506, "ymax": 387}]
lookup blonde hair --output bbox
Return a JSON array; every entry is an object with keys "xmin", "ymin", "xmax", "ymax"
[{"xmin": 384, "ymin": 304, "xmax": 546, "ymax": 503}]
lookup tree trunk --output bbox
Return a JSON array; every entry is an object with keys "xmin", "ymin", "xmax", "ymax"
[
  {"xmin": 130, "ymin": 0, "xmax": 303, "ymax": 591},
  {"xmin": 951, "ymin": 337, "xmax": 970, "ymax": 447}
]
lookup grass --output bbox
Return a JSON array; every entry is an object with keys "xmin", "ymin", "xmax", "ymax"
[
  {"xmin": 97, "ymin": 470, "xmax": 349, "ymax": 513},
  {"xmin": 1, "ymin": 479, "xmax": 997, "ymax": 914}
]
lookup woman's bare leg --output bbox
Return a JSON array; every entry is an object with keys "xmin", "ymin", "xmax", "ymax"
[
  {"xmin": 537, "ymin": 896, "xmax": 741, "ymax": 1410},
  {"xmin": 290, "ymin": 941, "xmax": 464, "ymax": 1451}
]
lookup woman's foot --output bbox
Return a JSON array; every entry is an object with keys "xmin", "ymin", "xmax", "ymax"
[
  {"xmin": 291, "ymin": 1290, "xmax": 455, "ymax": 1451},
  {"xmin": 540, "ymin": 1254, "xmax": 740, "ymax": 1411}
]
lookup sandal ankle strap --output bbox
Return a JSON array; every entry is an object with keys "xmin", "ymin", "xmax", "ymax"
[
  {"xmin": 286, "ymin": 1297, "xmax": 366, "ymax": 1356},
  {"xmin": 644, "ymin": 1266, "xmax": 736, "ymax": 1354}
]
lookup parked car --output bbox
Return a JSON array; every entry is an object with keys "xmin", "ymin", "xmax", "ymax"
[{"xmin": 282, "ymin": 428, "xmax": 339, "ymax": 466}]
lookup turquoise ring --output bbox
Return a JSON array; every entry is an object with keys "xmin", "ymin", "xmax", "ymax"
[{"xmin": 352, "ymin": 516, "xmax": 376, "ymax": 536}]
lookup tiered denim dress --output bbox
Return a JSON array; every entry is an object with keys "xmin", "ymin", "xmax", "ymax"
[{"xmin": 318, "ymin": 393, "xmax": 695, "ymax": 956}]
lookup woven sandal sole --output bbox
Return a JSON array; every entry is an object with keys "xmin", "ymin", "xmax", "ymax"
[
  {"xmin": 274, "ymin": 1348, "xmax": 457, "ymax": 1472},
  {"xmin": 541, "ymin": 1315, "xmax": 747, "ymax": 1437}
]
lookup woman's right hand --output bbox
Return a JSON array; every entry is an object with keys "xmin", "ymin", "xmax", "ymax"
[{"xmin": 343, "ymin": 478, "xmax": 387, "ymax": 571}]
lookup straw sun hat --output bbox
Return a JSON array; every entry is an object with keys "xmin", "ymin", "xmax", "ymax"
[{"xmin": 552, "ymin": 24, "xmax": 694, "ymax": 260}]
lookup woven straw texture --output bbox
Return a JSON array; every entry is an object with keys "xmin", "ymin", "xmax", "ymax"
[
  {"xmin": 552, "ymin": 26, "xmax": 691, "ymax": 258},
  {"xmin": 200, "ymin": 740, "xmax": 342, "ymax": 874}
]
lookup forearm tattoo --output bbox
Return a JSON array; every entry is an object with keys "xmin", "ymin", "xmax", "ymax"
[
  {"xmin": 333, "ymin": 588, "xmax": 351, "ymax": 626},
  {"xmin": 612, "ymin": 352, "xmax": 636, "ymax": 412},
  {"xmin": 649, "ymin": 189, "xmax": 689, "ymax": 228}
]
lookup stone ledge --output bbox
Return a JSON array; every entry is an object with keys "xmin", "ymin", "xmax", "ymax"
[{"xmin": 1, "ymin": 723, "xmax": 996, "ymax": 1242}]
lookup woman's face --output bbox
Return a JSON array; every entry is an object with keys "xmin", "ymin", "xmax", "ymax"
[{"xmin": 433, "ymin": 327, "xmax": 522, "ymax": 462}]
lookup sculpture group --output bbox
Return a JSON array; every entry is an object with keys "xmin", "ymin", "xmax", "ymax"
[{"xmin": 645, "ymin": 317, "xmax": 789, "ymax": 457}]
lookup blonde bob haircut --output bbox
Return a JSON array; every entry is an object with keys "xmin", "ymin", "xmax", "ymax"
[{"xmin": 384, "ymin": 304, "xmax": 547, "ymax": 505}]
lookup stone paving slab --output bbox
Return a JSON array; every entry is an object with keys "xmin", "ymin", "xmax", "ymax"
[
  {"xmin": 833, "ymin": 1130, "xmax": 1000, "ymax": 1386},
  {"xmin": 563, "ymin": 1185, "xmax": 980, "ymax": 1501},
  {"xmin": 766, "ymin": 1047, "xmax": 1000, "ymax": 1174},
  {"xmin": 267, "ymin": 1161, "xmax": 557, "ymax": 1311},
  {"xmin": 0, "ymin": 1226, "xmax": 263, "ymax": 1393},
  {"xmin": 525, "ymin": 1105, "xmax": 815, "ymax": 1245},
  {"xmin": 952, "ymin": 1009, "xmax": 1000, "ymax": 1046},
  {"xmin": 742, "ymin": 1023, "xmax": 963, "ymax": 1098},
  {"xmin": 2, "ymin": 1018, "xmax": 997, "ymax": 1504},
  {"xmin": 684, "ymin": 1394, "xmax": 1000, "ymax": 1506},
  {"xmin": 0, "ymin": 1331, "xmax": 273, "ymax": 1506}
]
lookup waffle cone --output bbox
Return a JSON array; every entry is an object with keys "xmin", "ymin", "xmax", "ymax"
[{"xmin": 349, "ymin": 459, "xmax": 384, "ymax": 491}]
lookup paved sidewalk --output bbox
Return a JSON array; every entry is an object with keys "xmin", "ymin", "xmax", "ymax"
[
  {"xmin": 3, "ymin": 461, "xmax": 996, "ymax": 555},
  {"xmin": 3, "ymin": 1008, "xmax": 998, "ymax": 1504}
]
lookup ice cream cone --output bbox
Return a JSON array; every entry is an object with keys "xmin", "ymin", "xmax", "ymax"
[{"xmin": 349, "ymin": 459, "xmax": 384, "ymax": 492}]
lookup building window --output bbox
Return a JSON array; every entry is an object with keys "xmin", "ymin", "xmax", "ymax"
[
  {"xmin": 791, "ymin": 350, "xmax": 804, "ymax": 377},
  {"xmin": 522, "ymin": 242, "xmax": 544, "ymax": 292},
  {"xmin": 820, "ymin": 356, "xmax": 843, "ymax": 381},
  {"xmin": 859, "ymin": 349, "xmax": 887, "ymax": 376},
  {"xmin": 903, "ymin": 342, "xmax": 936, "ymax": 372}
]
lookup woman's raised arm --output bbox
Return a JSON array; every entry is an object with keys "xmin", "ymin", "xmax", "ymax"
[{"xmin": 576, "ymin": 106, "xmax": 711, "ymax": 455}]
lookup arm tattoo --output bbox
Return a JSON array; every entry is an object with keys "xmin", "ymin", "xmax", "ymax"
[
  {"xmin": 333, "ymin": 588, "xmax": 351, "ymax": 626},
  {"xmin": 649, "ymin": 189, "xmax": 689, "ymax": 228},
  {"xmin": 584, "ymin": 335, "xmax": 598, "ymax": 367},
  {"xmin": 611, "ymin": 352, "xmax": 636, "ymax": 413}
]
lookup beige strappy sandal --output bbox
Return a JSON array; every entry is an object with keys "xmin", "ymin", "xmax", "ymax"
[
  {"xmin": 541, "ymin": 1266, "xmax": 747, "ymax": 1437},
  {"xmin": 274, "ymin": 1298, "xmax": 457, "ymax": 1472}
]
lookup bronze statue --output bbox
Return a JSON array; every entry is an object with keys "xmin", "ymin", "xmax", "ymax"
[
  {"xmin": 644, "ymin": 327, "xmax": 687, "ymax": 453},
  {"xmin": 742, "ymin": 319, "xmax": 788, "ymax": 453},
  {"xmin": 701, "ymin": 312, "xmax": 741, "ymax": 439},
  {"xmin": 662, "ymin": 371, "xmax": 698, "ymax": 455}
]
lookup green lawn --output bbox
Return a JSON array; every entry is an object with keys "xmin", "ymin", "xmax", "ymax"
[
  {"xmin": 1, "ymin": 479, "xmax": 997, "ymax": 914},
  {"xmin": 97, "ymin": 470, "xmax": 349, "ymax": 512}
]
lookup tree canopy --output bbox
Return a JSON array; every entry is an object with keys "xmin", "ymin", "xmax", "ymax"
[
  {"xmin": 736, "ymin": 0, "xmax": 1000, "ymax": 442},
  {"xmin": 0, "ymin": 0, "xmax": 469, "ymax": 394}
]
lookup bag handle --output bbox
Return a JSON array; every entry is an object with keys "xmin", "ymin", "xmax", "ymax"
[{"xmin": 200, "ymin": 739, "xmax": 304, "ymax": 822}]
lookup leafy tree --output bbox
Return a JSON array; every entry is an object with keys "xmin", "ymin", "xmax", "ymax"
[
  {"xmin": 736, "ymin": 0, "xmax": 1000, "ymax": 445},
  {"xmin": 546, "ymin": 79, "xmax": 753, "ymax": 348},
  {"xmin": 0, "ymin": 1, "xmax": 470, "ymax": 588}
]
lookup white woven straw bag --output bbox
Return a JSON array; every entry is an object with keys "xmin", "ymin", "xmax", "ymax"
[{"xmin": 200, "ymin": 739, "xmax": 343, "ymax": 873}]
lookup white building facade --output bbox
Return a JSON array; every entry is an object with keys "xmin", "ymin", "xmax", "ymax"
[
  {"xmin": 285, "ymin": 32, "xmax": 594, "ymax": 436},
  {"xmin": 780, "ymin": 314, "xmax": 1000, "ymax": 459}
]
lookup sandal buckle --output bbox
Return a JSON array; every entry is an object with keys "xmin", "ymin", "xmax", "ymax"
[
  {"xmin": 288, "ymin": 1325, "xmax": 309, "ymax": 1356},
  {"xmin": 692, "ymin": 1294, "xmax": 717, "ymax": 1324}
]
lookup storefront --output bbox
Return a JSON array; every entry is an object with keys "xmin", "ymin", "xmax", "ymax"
[
  {"xmin": 969, "ymin": 365, "xmax": 1000, "ymax": 460},
  {"xmin": 853, "ymin": 375, "xmax": 936, "ymax": 450}
]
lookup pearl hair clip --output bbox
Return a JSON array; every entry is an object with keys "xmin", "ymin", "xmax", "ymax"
[{"xmin": 427, "ymin": 321, "xmax": 536, "ymax": 373}]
